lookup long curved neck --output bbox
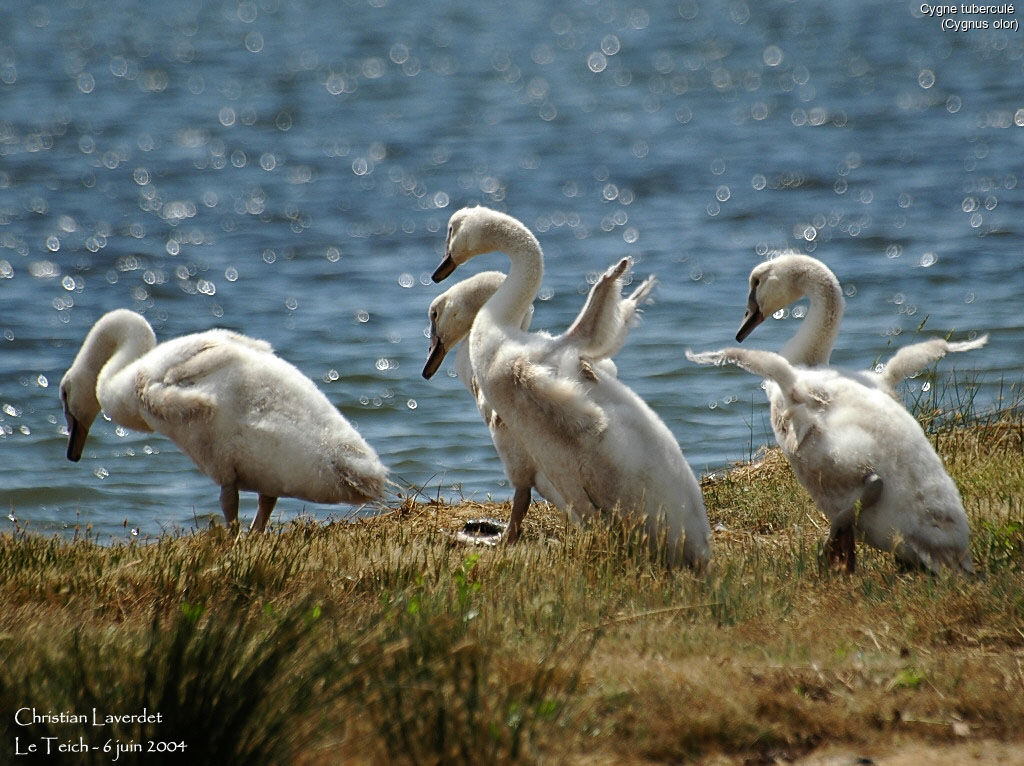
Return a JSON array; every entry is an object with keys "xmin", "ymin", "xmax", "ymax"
[
  {"xmin": 780, "ymin": 266, "xmax": 843, "ymax": 366},
  {"xmin": 479, "ymin": 217, "xmax": 544, "ymax": 330},
  {"xmin": 87, "ymin": 312, "xmax": 157, "ymax": 395}
]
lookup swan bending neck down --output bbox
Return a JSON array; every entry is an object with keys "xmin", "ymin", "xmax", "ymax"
[
  {"xmin": 737, "ymin": 253, "xmax": 989, "ymax": 389},
  {"xmin": 423, "ymin": 260, "xmax": 656, "ymax": 543},
  {"xmin": 432, "ymin": 206, "xmax": 711, "ymax": 569},
  {"xmin": 688, "ymin": 346, "xmax": 974, "ymax": 573},
  {"xmin": 60, "ymin": 309, "xmax": 388, "ymax": 533}
]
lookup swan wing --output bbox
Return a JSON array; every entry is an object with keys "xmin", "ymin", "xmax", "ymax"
[
  {"xmin": 686, "ymin": 347, "xmax": 804, "ymax": 398},
  {"xmin": 879, "ymin": 334, "xmax": 988, "ymax": 388},
  {"xmin": 136, "ymin": 339, "xmax": 250, "ymax": 424},
  {"xmin": 560, "ymin": 258, "xmax": 655, "ymax": 360},
  {"xmin": 505, "ymin": 355, "xmax": 608, "ymax": 438}
]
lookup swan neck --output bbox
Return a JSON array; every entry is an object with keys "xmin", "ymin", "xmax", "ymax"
[
  {"xmin": 780, "ymin": 268, "xmax": 843, "ymax": 366},
  {"xmin": 88, "ymin": 313, "xmax": 157, "ymax": 394},
  {"xmin": 482, "ymin": 220, "xmax": 543, "ymax": 327}
]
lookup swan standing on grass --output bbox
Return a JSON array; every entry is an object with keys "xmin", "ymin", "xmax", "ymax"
[
  {"xmin": 423, "ymin": 260, "xmax": 656, "ymax": 542},
  {"xmin": 60, "ymin": 309, "xmax": 388, "ymax": 532},
  {"xmin": 431, "ymin": 206, "xmax": 711, "ymax": 569},
  {"xmin": 686, "ymin": 346, "xmax": 974, "ymax": 573},
  {"xmin": 688, "ymin": 254, "xmax": 986, "ymax": 572}
]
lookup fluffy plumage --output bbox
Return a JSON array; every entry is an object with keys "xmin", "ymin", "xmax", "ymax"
[
  {"xmin": 687, "ymin": 346, "xmax": 974, "ymax": 572},
  {"xmin": 692, "ymin": 253, "xmax": 986, "ymax": 572},
  {"xmin": 423, "ymin": 262, "xmax": 655, "ymax": 541},
  {"xmin": 431, "ymin": 206, "xmax": 711, "ymax": 568},
  {"xmin": 60, "ymin": 309, "xmax": 387, "ymax": 532}
]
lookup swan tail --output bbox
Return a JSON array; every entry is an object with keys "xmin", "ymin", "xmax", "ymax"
[
  {"xmin": 880, "ymin": 334, "xmax": 988, "ymax": 389},
  {"xmin": 686, "ymin": 347, "xmax": 801, "ymax": 397},
  {"xmin": 331, "ymin": 449, "xmax": 388, "ymax": 504},
  {"xmin": 509, "ymin": 356, "xmax": 608, "ymax": 438}
]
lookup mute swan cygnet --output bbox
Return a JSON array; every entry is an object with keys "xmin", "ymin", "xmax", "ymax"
[
  {"xmin": 431, "ymin": 206, "xmax": 712, "ymax": 569},
  {"xmin": 60, "ymin": 309, "xmax": 388, "ymax": 532},
  {"xmin": 692, "ymin": 255, "xmax": 986, "ymax": 572},
  {"xmin": 423, "ymin": 260, "xmax": 655, "ymax": 542},
  {"xmin": 686, "ymin": 346, "xmax": 974, "ymax": 573},
  {"xmin": 737, "ymin": 253, "xmax": 988, "ymax": 390}
]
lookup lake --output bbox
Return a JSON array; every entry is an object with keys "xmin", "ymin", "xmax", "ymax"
[{"xmin": 2, "ymin": 0, "xmax": 1021, "ymax": 539}]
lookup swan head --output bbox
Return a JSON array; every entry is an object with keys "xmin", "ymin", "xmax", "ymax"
[
  {"xmin": 432, "ymin": 206, "xmax": 531, "ymax": 283},
  {"xmin": 60, "ymin": 362, "xmax": 102, "ymax": 462},
  {"xmin": 423, "ymin": 271, "xmax": 506, "ymax": 378},
  {"xmin": 736, "ymin": 254, "xmax": 830, "ymax": 342},
  {"xmin": 59, "ymin": 309, "xmax": 156, "ymax": 461}
]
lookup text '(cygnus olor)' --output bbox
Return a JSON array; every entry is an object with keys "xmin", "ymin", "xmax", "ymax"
[
  {"xmin": 60, "ymin": 309, "xmax": 387, "ymax": 532},
  {"xmin": 431, "ymin": 206, "xmax": 711, "ymax": 569},
  {"xmin": 423, "ymin": 260, "xmax": 655, "ymax": 542}
]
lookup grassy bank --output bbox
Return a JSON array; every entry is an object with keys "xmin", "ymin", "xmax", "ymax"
[{"xmin": 2, "ymin": 403, "xmax": 1023, "ymax": 763}]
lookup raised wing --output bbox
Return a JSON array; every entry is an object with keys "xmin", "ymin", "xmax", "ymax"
[
  {"xmin": 878, "ymin": 335, "xmax": 988, "ymax": 389},
  {"xmin": 560, "ymin": 258, "xmax": 655, "ymax": 360}
]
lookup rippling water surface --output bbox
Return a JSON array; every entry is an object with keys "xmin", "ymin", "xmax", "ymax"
[{"xmin": 2, "ymin": 0, "xmax": 1022, "ymax": 539}]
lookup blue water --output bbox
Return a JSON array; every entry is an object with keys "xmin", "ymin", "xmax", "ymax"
[{"xmin": 2, "ymin": 0, "xmax": 1021, "ymax": 540}]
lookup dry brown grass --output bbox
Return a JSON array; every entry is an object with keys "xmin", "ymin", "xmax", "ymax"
[{"xmin": 1, "ymin": 412, "xmax": 1022, "ymax": 764}]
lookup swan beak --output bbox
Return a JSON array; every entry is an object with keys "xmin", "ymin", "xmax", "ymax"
[
  {"xmin": 432, "ymin": 255, "xmax": 458, "ymax": 283},
  {"xmin": 736, "ymin": 293, "xmax": 764, "ymax": 342},
  {"xmin": 422, "ymin": 334, "xmax": 447, "ymax": 379},
  {"xmin": 66, "ymin": 414, "xmax": 90, "ymax": 462}
]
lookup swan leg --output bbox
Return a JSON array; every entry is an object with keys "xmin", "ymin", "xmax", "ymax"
[
  {"xmin": 250, "ymin": 494, "xmax": 278, "ymax": 533},
  {"xmin": 504, "ymin": 487, "xmax": 531, "ymax": 545},
  {"xmin": 861, "ymin": 472, "xmax": 883, "ymax": 507},
  {"xmin": 823, "ymin": 473, "xmax": 883, "ymax": 574},
  {"xmin": 220, "ymin": 485, "xmax": 240, "ymax": 533},
  {"xmin": 824, "ymin": 522, "xmax": 856, "ymax": 574}
]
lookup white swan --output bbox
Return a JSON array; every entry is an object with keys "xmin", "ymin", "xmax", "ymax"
[
  {"xmin": 713, "ymin": 253, "xmax": 987, "ymax": 572},
  {"xmin": 431, "ymin": 206, "xmax": 712, "ymax": 569},
  {"xmin": 423, "ymin": 260, "xmax": 656, "ymax": 542},
  {"xmin": 686, "ymin": 346, "xmax": 974, "ymax": 573},
  {"xmin": 60, "ymin": 309, "xmax": 388, "ymax": 532},
  {"xmin": 737, "ymin": 252, "xmax": 988, "ymax": 389}
]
